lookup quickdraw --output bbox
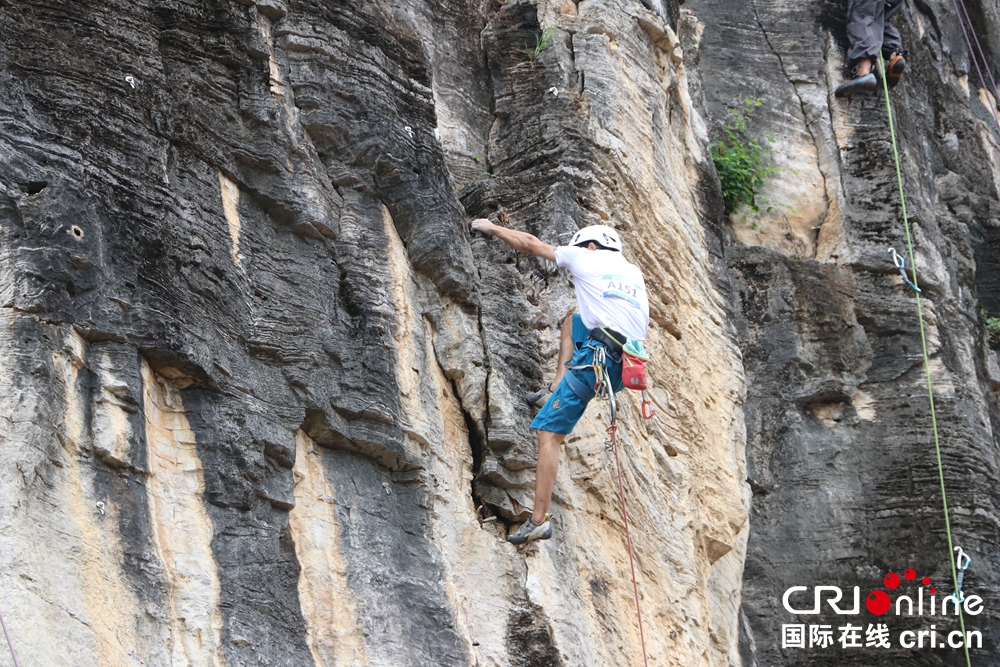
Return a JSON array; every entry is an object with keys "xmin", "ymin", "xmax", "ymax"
[
  {"xmin": 888, "ymin": 247, "xmax": 921, "ymax": 293},
  {"xmin": 590, "ymin": 344, "xmax": 611, "ymax": 406},
  {"xmin": 954, "ymin": 546, "xmax": 971, "ymax": 601}
]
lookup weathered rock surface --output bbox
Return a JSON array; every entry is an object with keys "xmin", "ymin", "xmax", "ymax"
[
  {"xmin": 688, "ymin": 0, "xmax": 1000, "ymax": 663},
  {"xmin": 0, "ymin": 1, "xmax": 746, "ymax": 665},
  {"xmin": 0, "ymin": 0, "xmax": 998, "ymax": 665}
]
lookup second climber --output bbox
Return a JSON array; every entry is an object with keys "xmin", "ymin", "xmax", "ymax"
[{"xmin": 835, "ymin": 0, "xmax": 907, "ymax": 97}]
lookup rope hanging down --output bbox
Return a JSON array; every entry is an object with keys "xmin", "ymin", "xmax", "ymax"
[
  {"xmin": 949, "ymin": 0, "xmax": 1000, "ymax": 136},
  {"xmin": 600, "ymin": 377, "xmax": 649, "ymax": 667},
  {"xmin": 877, "ymin": 51, "xmax": 972, "ymax": 667},
  {"xmin": 0, "ymin": 607, "xmax": 20, "ymax": 667}
]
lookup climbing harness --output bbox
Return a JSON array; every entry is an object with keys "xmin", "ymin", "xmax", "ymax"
[
  {"xmin": 954, "ymin": 546, "xmax": 971, "ymax": 601},
  {"xmin": 578, "ymin": 336, "xmax": 659, "ymax": 424},
  {"xmin": 590, "ymin": 328, "xmax": 655, "ymax": 402},
  {"xmin": 0, "ymin": 607, "xmax": 20, "ymax": 667},
  {"xmin": 878, "ymin": 52, "xmax": 972, "ymax": 667},
  {"xmin": 887, "ymin": 247, "xmax": 921, "ymax": 292},
  {"xmin": 566, "ymin": 342, "xmax": 616, "ymax": 417}
]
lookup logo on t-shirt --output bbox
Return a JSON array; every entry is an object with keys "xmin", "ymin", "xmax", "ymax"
[{"xmin": 602, "ymin": 274, "xmax": 643, "ymax": 308}]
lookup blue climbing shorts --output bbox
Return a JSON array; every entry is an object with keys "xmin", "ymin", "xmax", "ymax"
[{"xmin": 530, "ymin": 315, "xmax": 624, "ymax": 435}]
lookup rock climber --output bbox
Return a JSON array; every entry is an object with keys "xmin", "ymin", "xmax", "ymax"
[
  {"xmin": 835, "ymin": 0, "xmax": 907, "ymax": 97},
  {"xmin": 470, "ymin": 218, "xmax": 649, "ymax": 544}
]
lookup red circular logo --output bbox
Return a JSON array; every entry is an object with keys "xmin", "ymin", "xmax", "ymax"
[
  {"xmin": 866, "ymin": 590, "xmax": 892, "ymax": 615},
  {"xmin": 884, "ymin": 572, "xmax": 900, "ymax": 589}
]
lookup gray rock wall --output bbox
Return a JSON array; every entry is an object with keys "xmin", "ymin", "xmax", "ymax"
[
  {"xmin": 687, "ymin": 0, "xmax": 1000, "ymax": 663},
  {"xmin": 0, "ymin": 0, "xmax": 998, "ymax": 665}
]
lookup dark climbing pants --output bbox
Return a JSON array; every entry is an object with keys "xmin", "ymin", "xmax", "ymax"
[{"xmin": 846, "ymin": 0, "xmax": 906, "ymax": 64}]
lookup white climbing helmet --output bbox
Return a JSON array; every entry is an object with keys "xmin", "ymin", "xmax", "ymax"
[{"xmin": 570, "ymin": 225, "xmax": 622, "ymax": 251}]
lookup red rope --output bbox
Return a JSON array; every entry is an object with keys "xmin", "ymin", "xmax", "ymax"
[{"xmin": 607, "ymin": 424, "xmax": 649, "ymax": 667}]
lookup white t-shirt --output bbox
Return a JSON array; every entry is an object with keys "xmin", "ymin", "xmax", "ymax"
[{"xmin": 553, "ymin": 246, "xmax": 650, "ymax": 341}]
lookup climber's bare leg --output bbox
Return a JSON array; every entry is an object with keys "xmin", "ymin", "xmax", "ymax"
[
  {"xmin": 532, "ymin": 429, "xmax": 566, "ymax": 524},
  {"xmin": 550, "ymin": 314, "xmax": 575, "ymax": 389},
  {"xmin": 856, "ymin": 56, "xmax": 872, "ymax": 76}
]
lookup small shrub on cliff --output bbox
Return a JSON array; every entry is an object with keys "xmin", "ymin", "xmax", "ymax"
[
  {"xmin": 983, "ymin": 309, "xmax": 1000, "ymax": 347},
  {"xmin": 712, "ymin": 99, "xmax": 777, "ymax": 215},
  {"xmin": 523, "ymin": 28, "xmax": 556, "ymax": 60},
  {"xmin": 474, "ymin": 154, "xmax": 493, "ymax": 178}
]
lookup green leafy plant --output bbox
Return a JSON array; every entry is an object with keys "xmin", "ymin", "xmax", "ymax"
[
  {"xmin": 982, "ymin": 309, "xmax": 1000, "ymax": 346},
  {"xmin": 473, "ymin": 154, "xmax": 492, "ymax": 178},
  {"xmin": 712, "ymin": 98, "xmax": 778, "ymax": 215},
  {"xmin": 522, "ymin": 27, "xmax": 556, "ymax": 60}
]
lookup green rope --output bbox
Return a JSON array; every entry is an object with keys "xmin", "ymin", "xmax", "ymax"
[{"xmin": 878, "ymin": 52, "xmax": 972, "ymax": 666}]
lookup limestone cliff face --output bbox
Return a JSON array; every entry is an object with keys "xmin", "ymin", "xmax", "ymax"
[{"xmin": 0, "ymin": 1, "xmax": 997, "ymax": 667}]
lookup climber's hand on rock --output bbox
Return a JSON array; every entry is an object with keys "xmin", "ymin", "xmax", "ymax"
[{"xmin": 471, "ymin": 218, "xmax": 495, "ymax": 236}]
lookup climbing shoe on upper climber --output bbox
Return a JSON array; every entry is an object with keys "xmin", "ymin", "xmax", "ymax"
[
  {"xmin": 834, "ymin": 71, "xmax": 877, "ymax": 98},
  {"xmin": 524, "ymin": 386, "xmax": 553, "ymax": 409},
  {"xmin": 886, "ymin": 52, "xmax": 906, "ymax": 88},
  {"xmin": 507, "ymin": 513, "xmax": 553, "ymax": 545},
  {"xmin": 837, "ymin": 0, "xmax": 907, "ymax": 98}
]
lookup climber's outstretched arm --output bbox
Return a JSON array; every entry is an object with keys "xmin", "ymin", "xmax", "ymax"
[{"xmin": 471, "ymin": 218, "xmax": 556, "ymax": 262}]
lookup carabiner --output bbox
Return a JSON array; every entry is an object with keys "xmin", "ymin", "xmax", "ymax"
[{"xmin": 641, "ymin": 390, "xmax": 656, "ymax": 420}]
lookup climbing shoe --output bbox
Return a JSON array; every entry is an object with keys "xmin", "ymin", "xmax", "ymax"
[
  {"xmin": 886, "ymin": 52, "xmax": 906, "ymax": 88},
  {"xmin": 507, "ymin": 514, "xmax": 553, "ymax": 545},
  {"xmin": 524, "ymin": 386, "xmax": 553, "ymax": 409},
  {"xmin": 834, "ymin": 72, "xmax": 877, "ymax": 98}
]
